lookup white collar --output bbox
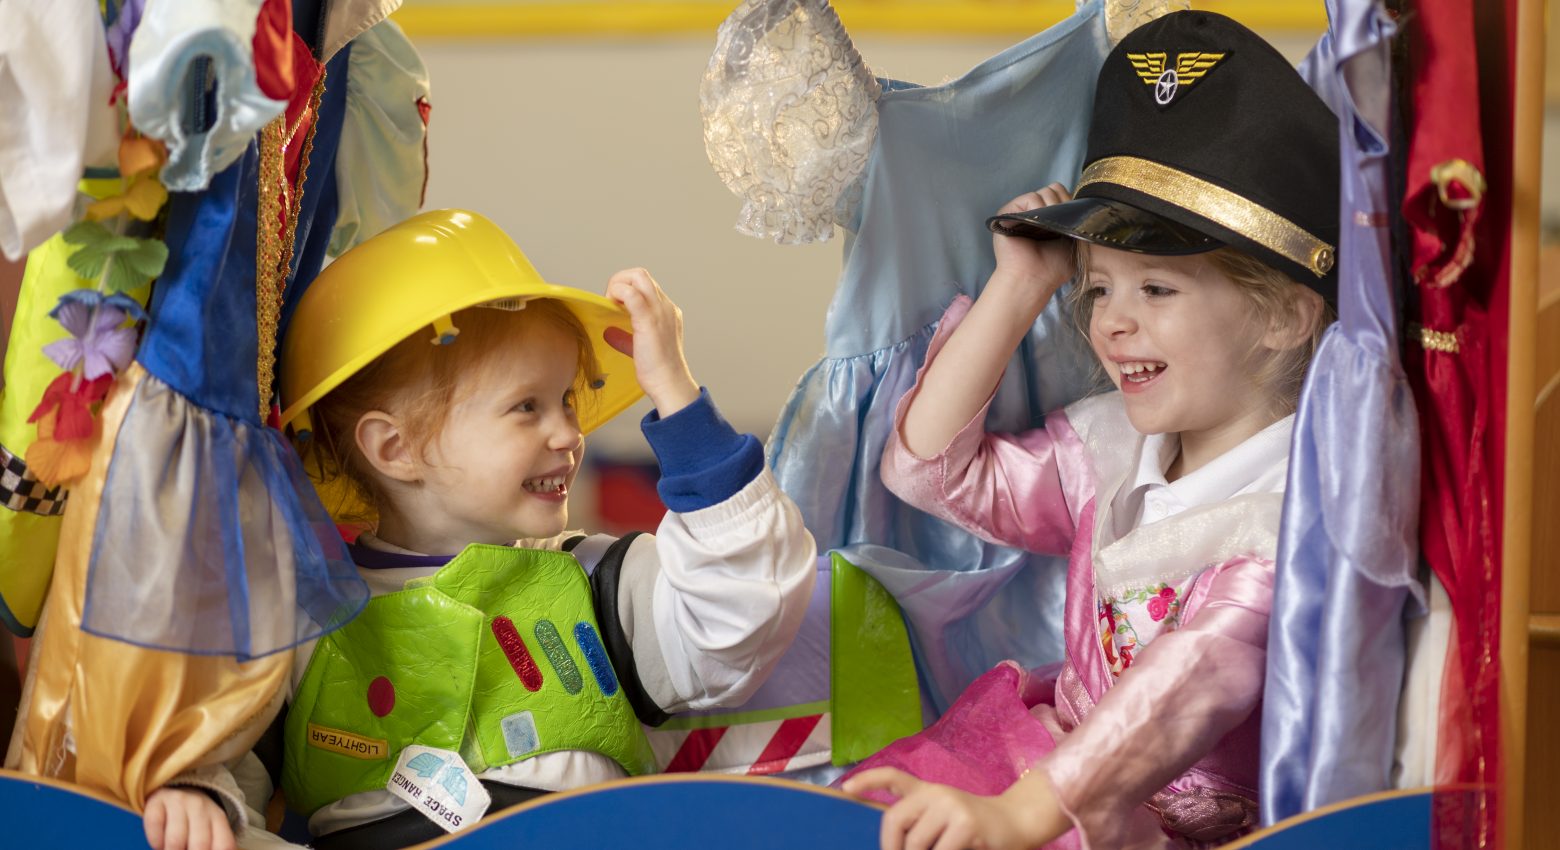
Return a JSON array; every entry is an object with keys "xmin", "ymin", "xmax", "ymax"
[
  {"xmin": 1112, "ymin": 415, "xmax": 1293, "ymax": 535},
  {"xmin": 1128, "ymin": 431, "xmax": 1179, "ymax": 492},
  {"xmin": 1162, "ymin": 414, "xmax": 1294, "ymax": 508}
]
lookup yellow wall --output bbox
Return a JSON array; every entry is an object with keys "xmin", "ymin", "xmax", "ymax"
[{"xmin": 391, "ymin": 0, "xmax": 1324, "ymax": 37}]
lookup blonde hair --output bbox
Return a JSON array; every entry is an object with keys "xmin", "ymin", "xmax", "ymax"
[
  {"xmin": 299, "ymin": 298, "xmax": 603, "ymax": 523},
  {"xmin": 1066, "ymin": 243, "xmax": 1334, "ymax": 416}
]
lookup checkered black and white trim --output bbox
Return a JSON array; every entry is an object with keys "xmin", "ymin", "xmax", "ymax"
[{"xmin": 0, "ymin": 442, "xmax": 67, "ymax": 516}]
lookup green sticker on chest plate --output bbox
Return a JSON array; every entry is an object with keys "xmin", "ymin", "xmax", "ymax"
[{"xmin": 534, "ymin": 619, "xmax": 583, "ymax": 694}]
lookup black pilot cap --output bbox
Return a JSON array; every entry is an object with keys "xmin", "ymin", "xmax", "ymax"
[{"xmin": 988, "ymin": 10, "xmax": 1340, "ymax": 302}]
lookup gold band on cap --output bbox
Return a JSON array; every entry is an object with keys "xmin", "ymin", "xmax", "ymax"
[{"xmin": 1077, "ymin": 156, "xmax": 1336, "ymax": 277}]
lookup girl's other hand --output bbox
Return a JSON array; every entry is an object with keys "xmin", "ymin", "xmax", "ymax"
[
  {"xmin": 992, "ymin": 183, "xmax": 1077, "ymax": 300},
  {"xmin": 843, "ymin": 767, "xmax": 1067, "ymax": 850},
  {"xmin": 603, "ymin": 268, "xmax": 701, "ymax": 417},
  {"xmin": 143, "ymin": 787, "xmax": 235, "ymax": 850}
]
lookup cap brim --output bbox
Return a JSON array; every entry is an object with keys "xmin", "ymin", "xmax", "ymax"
[{"xmin": 987, "ymin": 197, "xmax": 1221, "ymax": 255}]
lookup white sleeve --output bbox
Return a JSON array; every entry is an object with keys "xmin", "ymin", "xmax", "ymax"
[
  {"xmin": 616, "ymin": 467, "xmax": 816, "ymax": 713},
  {"xmin": 126, "ymin": 0, "xmax": 285, "ymax": 191},
  {"xmin": 0, "ymin": 1, "xmax": 117, "ymax": 260}
]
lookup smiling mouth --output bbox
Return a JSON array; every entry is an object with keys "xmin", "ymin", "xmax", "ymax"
[
  {"xmin": 1118, "ymin": 361, "xmax": 1167, "ymax": 384},
  {"xmin": 522, "ymin": 476, "xmax": 567, "ymax": 494}
]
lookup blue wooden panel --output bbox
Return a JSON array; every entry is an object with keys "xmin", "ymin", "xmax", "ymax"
[
  {"xmin": 0, "ymin": 768, "xmax": 1444, "ymax": 850},
  {"xmin": 0, "ymin": 771, "xmax": 149, "ymax": 849},
  {"xmin": 437, "ymin": 777, "xmax": 882, "ymax": 848},
  {"xmin": 1243, "ymin": 792, "xmax": 1433, "ymax": 849}
]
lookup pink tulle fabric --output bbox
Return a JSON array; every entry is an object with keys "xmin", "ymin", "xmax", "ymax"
[
  {"xmin": 840, "ymin": 662, "xmax": 1058, "ymax": 802},
  {"xmin": 839, "ymin": 663, "xmax": 1082, "ymax": 850}
]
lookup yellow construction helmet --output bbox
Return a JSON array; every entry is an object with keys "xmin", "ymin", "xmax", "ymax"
[{"xmin": 279, "ymin": 209, "xmax": 642, "ymax": 436}]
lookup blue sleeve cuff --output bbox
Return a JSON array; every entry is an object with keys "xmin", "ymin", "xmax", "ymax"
[{"xmin": 640, "ymin": 388, "xmax": 765, "ymax": 512}]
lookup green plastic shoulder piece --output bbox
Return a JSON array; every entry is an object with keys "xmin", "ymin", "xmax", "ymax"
[
  {"xmin": 829, "ymin": 551, "xmax": 923, "ymax": 764},
  {"xmin": 284, "ymin": 544, "xmax": 658, "ymax": 818},
  {"xmin": 283, "ymin": 585, "xmax": 485, "ymax": 816}
]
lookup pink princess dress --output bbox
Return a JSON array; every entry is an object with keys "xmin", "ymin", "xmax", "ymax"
[{"xmin": 843, "ymin": 297, "xmax": 1288, "ymax": 849}]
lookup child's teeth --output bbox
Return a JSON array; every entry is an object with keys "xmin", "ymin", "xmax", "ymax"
[{"xmin": 1118, "ymin": 361, "xmax": 1167, "ymax": 382}]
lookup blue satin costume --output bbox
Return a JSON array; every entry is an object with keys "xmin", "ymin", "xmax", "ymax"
[{"xmin": 1261, "ymin": 0, "xmax": 1423, "ymax": 822}]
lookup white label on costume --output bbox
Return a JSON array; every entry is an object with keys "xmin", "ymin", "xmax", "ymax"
[{"xmin": 386, "ymin": 745, "xmax": 490, "ymax": 833}]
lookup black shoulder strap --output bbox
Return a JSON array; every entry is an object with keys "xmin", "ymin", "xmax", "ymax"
[
  {"xmin": 588, "ymin": 531, "xmax": 670, "ymax": 727},
  {"xmin": 254, "ymin": 703, "xmax": 288, "ymax": 790}
]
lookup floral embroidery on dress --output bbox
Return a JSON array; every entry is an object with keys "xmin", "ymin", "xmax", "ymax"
[
  {"xmin": 1100, "ymin": 582, "xmax": 1184, "ymax": 676},
  {"xmin": 1146, "ymin": 585, "xmax": 1178, "ymax": 621}
]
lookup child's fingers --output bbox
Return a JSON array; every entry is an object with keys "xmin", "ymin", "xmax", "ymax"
[
  {"xmin": 1036, "ymin": 182, "xmax": 1073, "ymax": 206},
  {"xmin": 606, "ymin": 277, "xmax": 649, "ymax": 311},
  {"xmin": 187, "ymin": 808, "xmax": 212, "ymax": 850},
  {"xmin": 607, "ymin": 268, "xmax": 663, "ymax": 308},
  {"xmin": 998, "ymin": 182, "xmax": 1073, "ymax": 216},
  {"xmin": 143, "ymin": 797, "xmax": 168, "ymax": 850},
  {"xmin": 880, "ymin": 791, "xmax": 930, "ymax": 850},
  {"xmin": 607, "ymin": 267, "xmax": 654, "ymax": 290},
  {"xmin": 996, "ymin": 191, "xmax": 1044, "ymax": 216},
  {"xmin": 842, "ymin": 767, "xmax": 919, "ymax": 798},
  {"xmin": 930, "ymin": 812, "xmax": 975, "ymax": 850},
  {"xmin": 900, "ymin": 798, "xmax": 949, "ymax": 850},
  {"xmin": 162, "ymin": 800, "xmax": 190, "ymax": 850}
]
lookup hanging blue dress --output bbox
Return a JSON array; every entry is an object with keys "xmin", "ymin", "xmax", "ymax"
[
  {"xmin": 705, "ymin": 0, "xmax": 1110, "ymax": 707},
  {"xmin": 1261, "ymin": 0, "xmax": 1424, "ymax": 821}
]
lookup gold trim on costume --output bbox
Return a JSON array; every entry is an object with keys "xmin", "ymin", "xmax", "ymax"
[
  {"xmin": 1418, "ymin": 325, "xmax": 1461, "ymax": 354},
  {"xmin": 1077, "ymin": 156, "xmax": 1336, "ymax": 277},
  {"xmin": 256, "ymin": 74, "xmax": 328, "ymax": 420},
  {"xmin": 1429, "ymin": 158, "xmax": 1486, "ymax": 211}
]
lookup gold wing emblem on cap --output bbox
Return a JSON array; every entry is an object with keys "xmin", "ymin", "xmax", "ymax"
[
  {"xmin": 1127, "ymin": 52, "xmax": 1167, "ymax": 84},
  {"xmin": 1174, "ymin": 52, "xmax": 1227, "ymax": 86}
]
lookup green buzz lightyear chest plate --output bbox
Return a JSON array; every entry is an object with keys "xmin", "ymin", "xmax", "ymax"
[{"xmin": 282, "ymin": 544, "xmax": 656, "ymax": 816}]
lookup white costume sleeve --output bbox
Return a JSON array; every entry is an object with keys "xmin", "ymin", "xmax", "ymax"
[
  {"xmin": 0, "ymin": 0, "xmax": 117, "ymax": 260},
  {"xmin": 126, "ymin": 0, "xmax": 284, "ymax": 192},
  {"xmin": 614, "ymin": 467, "xmax": 817, "ymax": 713}
]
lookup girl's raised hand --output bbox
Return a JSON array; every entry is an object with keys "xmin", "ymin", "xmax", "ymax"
[
  {"xmin": 991, "ymin": 183, "xmax": 1077, "ymax": 299},
  {"xmin": 603, "ymin": 268, "xmax": 701, "ymax": 417},
  {"xmin": 843, "ymin": 767, "xmax": 1066, "ymax": 850}
]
